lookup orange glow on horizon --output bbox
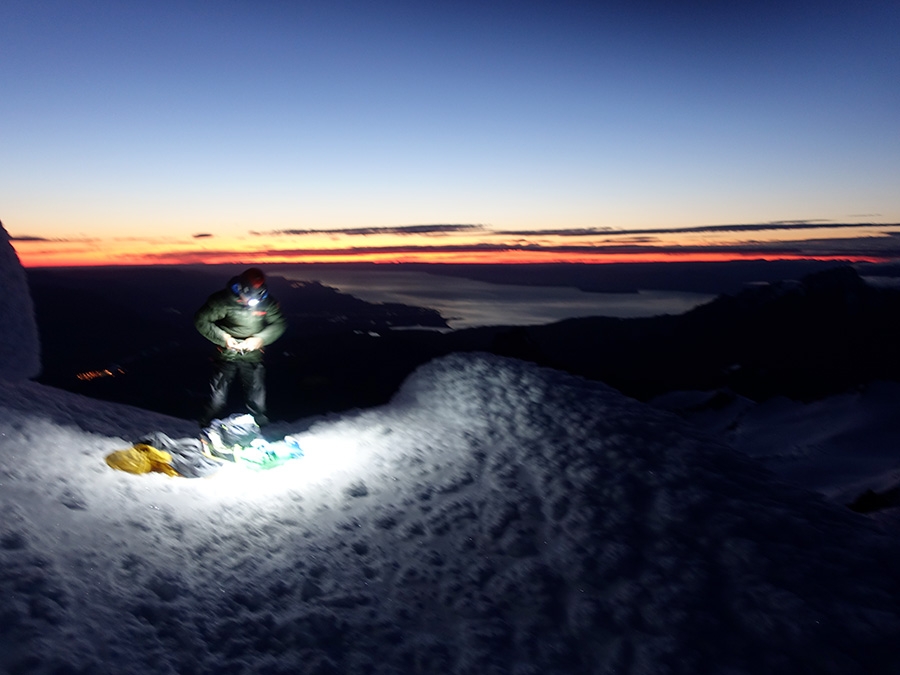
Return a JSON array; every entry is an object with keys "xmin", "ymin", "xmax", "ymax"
[
  {"xmin": 11, "ymin": 238, "xmax": 889, "ymax": 269},
  {"xmin": 12, "ymin": 222, "xmax": 900, "ymax": 268}
]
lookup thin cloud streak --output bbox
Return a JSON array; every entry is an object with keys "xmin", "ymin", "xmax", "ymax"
[
  {"xmin": 256, "ymin": 225, "xmax": 486, "ymax": 237},
  {"xmin": 10, "ymin": 235, "xmax": 100, "ymax": 243},
  {"xmin": 127, "ymin": 236, "xmax": 900, "ymax": 264},
  {"xmin": 497, "ymin": 222, "xmax": 895, "ymax": 237}
]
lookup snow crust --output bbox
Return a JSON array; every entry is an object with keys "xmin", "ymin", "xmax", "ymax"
[
  {"xmin": 2, "ymin": 353, "xmax": 900, "ymax": 674},
  {"xmin": 0, "ymin": 222, "xmax": 41, "ymax": 381},
  {"xmin": 653, "ymin": 383, "xmax": 900, "ymax": 523}
]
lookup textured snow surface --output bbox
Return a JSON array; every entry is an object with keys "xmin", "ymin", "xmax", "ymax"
[{"xmin": 2, "ymin": 353, "xmax": 900, "ymax": 675}]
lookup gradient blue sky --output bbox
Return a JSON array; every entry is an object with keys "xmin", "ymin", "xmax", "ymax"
[{"xmin": 3, "ymin": 0, "xmax": 899, "ymax": 266}]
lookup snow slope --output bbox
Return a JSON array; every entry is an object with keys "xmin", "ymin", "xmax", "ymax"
[
  {"xmin": 3, "ymin": 238, "xmax": 900, "ymax": 674},
  {"xmin": 0, "ymin": 222, "xmax": 40, "ymax": 380},
  {"xmin": 652, "ymin": 385, "xmax": 900, "ymax": 523},
  {"xmin": 3, "ymin": 355, "xmax": 900, "ymax": 673}
]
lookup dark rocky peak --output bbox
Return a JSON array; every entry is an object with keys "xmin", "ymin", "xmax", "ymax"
[
  {"xmin": 691, "ymin": 265, "xmax": 886, "ymax": 322},
  {"xmin": 801, "ymin": 265, "xmax": 869, "ymax": 293}
]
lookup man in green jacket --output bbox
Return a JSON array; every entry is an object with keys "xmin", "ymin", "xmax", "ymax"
[{"xmin": 194, "ymin": 268, "xmax": 287, "ymax": 427}]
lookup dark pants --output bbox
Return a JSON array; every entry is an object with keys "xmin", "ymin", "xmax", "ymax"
[{"xmin": 202, "ymin": 359, "xmax": 267, "ymax": 425}]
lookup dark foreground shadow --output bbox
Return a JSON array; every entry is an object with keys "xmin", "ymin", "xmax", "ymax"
[{"xmin": 847, "ymin": 486, "xmax": 900, "ymax": 514}]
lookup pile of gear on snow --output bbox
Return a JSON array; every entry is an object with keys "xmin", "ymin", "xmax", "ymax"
[{"xmin": 105, "ymin": 413, "xmax": 303, "ymax": 477}]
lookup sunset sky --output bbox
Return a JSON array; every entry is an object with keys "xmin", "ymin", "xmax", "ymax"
[{"xmin": 3, "ymin": 0, "xmax": 899, "ymax": 267}]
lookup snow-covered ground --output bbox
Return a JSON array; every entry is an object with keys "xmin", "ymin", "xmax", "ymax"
[
  {"xmin": 3, "ymin": 225, "xmax": 900, "ymax": 674},
  {"xmin": 651, "ymin": 384, "xmax": 900, "ymax": 523}
]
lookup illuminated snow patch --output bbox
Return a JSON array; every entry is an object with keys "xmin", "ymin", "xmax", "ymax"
[{"xmin": 188, "ymin": 425, "xmax": 367, "ymax": 500}]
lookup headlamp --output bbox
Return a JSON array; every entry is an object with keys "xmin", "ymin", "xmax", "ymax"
[{"xmin": 232, "ymin": 281, "xmax": 268, "ymax": 306}]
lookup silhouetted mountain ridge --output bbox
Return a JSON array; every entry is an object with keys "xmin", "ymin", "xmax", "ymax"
[
  {"xmin": 516, "ymin": 266, "xmax": 900, "ymax": 401},
  {"xmin": 26, "ymin": 264, "xmax": 900, "ymax": 422},
  {"xmin": 395, "ymin": 259, "xmax": 852, "ymax": 294}
]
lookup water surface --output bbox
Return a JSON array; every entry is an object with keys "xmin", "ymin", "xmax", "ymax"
[{"xmin": 278, "ymin": 268, "xmax": 714, "ymax": 329}]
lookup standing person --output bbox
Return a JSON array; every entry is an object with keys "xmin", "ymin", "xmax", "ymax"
[{"xmin": 194, "ymin": 268, "xmax": 287, "ymax": 427}]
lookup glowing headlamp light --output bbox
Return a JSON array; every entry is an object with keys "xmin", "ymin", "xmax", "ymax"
[{"xmin": 232, "ymin": 281, "xmax": 268, "ymax": 306}]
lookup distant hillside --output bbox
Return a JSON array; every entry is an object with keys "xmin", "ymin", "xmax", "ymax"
[
  {"xmin": 394, "ymin": 259, "xmax": 858, "ymax": 294},
  {"xmin": 26, "ymin": 266, "xmax": 446, "ymax": 421},
  {"xmin": 509, "ymin": 266, "xmax": 900, "ymax": 401},
  {"xmin": 26, "ymin": 264, "xmax": 900, "ymax": 423}
]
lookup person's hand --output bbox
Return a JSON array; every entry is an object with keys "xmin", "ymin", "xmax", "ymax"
[
  {"xmin": 225, "ymin": 335, "xmax": 242, "ymax": 350},
  {"xmin": 241, "ymin": 336, "xmax": 264, "ymax": 351}
]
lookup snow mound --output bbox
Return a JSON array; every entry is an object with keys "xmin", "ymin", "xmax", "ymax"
[
  {"xmin": 1, "ymin": 353, "xmax": 900, "ymax": 674},
  {"xmin": 0, "ymin": 222, "xmax": 41, "ymax": 381}
]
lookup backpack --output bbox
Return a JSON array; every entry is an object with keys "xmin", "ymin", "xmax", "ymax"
[
  {"xmin": 201, "ymin": 413, "xmax": 303, "ymax": 469},
  {"xmin": 201, "ymin": 413, "xmax": 264, "ymax": 462}
]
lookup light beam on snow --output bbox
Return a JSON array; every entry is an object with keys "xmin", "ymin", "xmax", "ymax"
[
  {"xmin": 289, "ymin": 429, "xmax": 363, "ymax": 477},
  {"xmin": 190, "ymin": 428, "xmax": 364, "ymax": 499}
]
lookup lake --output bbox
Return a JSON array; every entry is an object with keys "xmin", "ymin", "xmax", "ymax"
[{"xmin": 276, "ymin": 267, "xmax": 715, "ymax": 329}]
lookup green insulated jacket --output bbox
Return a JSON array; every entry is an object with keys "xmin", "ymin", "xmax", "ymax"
[{"xmin": 194, "ymin": 289, "xmax": 287, "ymax": 362}]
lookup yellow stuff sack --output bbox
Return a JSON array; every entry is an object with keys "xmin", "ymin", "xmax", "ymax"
[{"xmin": 105, "ymin": 443, "xmax": 180, "ymax": 477}]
